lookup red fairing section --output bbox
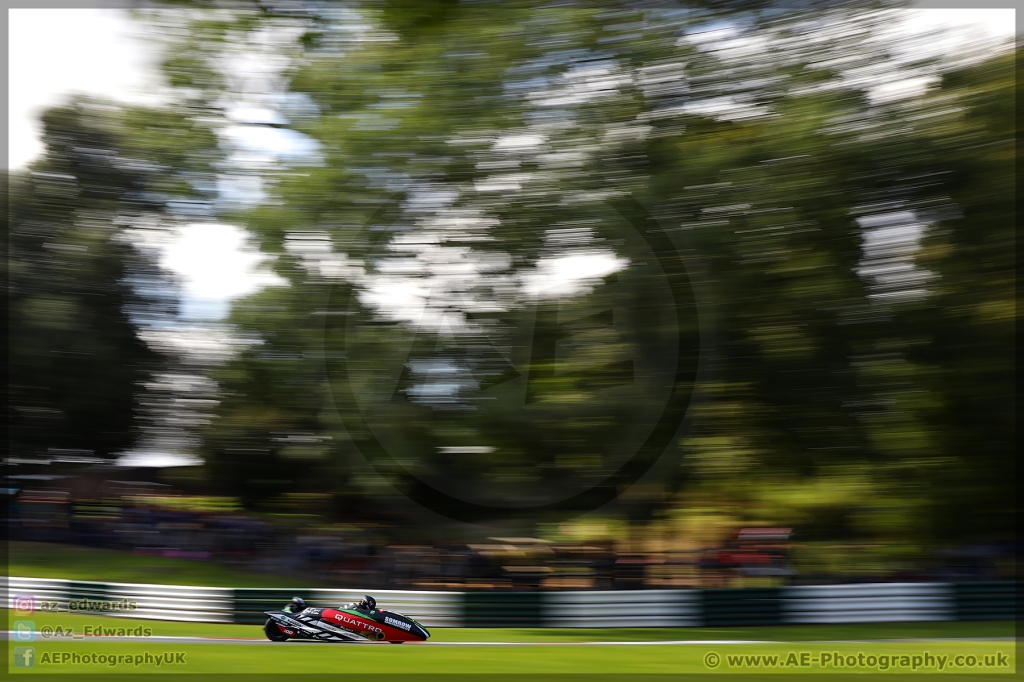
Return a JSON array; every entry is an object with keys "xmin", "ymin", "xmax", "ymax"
[{"xmin": 320, "ymin": 609, "xmax": 423, "ymax": 642}]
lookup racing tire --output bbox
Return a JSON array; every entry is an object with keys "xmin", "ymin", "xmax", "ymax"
[{"xmin": 264, "ymin": 619, "xmax": 291, "ymax": 642}]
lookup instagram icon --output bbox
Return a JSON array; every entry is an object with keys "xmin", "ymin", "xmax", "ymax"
[{"xmin": 13, "ymin": 594, "xmax": 35, "ymax": 615}]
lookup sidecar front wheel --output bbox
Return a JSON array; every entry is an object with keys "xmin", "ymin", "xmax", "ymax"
[{"xmin": 264, "ymin": 619, "xmax": 291, "ymax": 642}]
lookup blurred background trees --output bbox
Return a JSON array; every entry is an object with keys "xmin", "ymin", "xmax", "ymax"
[
  {"xmin": 7, "ymin": 99, "xmax": 217, "ymax": 461},
  {"xmin": 6, "ymin": 0, "xmax": 1015, "ymax": 574}
]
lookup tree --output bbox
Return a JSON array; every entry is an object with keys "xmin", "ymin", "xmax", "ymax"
[
  {"xmin": 7, "ymin": 98, "xmax": 217, "ymax": 461},
  {"xmin": 164, "ymin": 1, "xmax": 1014, "ymax": 556}
]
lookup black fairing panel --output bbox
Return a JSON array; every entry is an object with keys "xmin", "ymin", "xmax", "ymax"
[{"xmin": 370, "ymin": 610, "xmax": 430, "ymax": 639}]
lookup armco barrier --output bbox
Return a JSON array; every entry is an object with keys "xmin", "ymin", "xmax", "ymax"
[
  {"xmin": 463, "ymin": 591, "xmax": 544, "ymax": 627},
  {"xmin": 952, "ymin": 581, "xmax": 1018, "ymax": 622},
  {"xmin": 233, "ymin": 588, "xmax": 463, "ymax": 627},
  {"xmin": 782, "ymin": 582, "xmax": 953, "ymax": 624},
  {"xmin": 546, "ymin": 589, "xmax": 700, "ymax": 627},
  {"xmin": 3, "ymin": 577, "xmax": 1017, "ymax": 627},
  {"xmin": 7, "ymin": 576, "xmax": 234, "ymax": 623},
  {"xmin": 103, "ymin": 582, "xmax": 234, "ymax": 623},
  {"xmin": 315, "ymin": 588, "xmax": 463, "ymax": 628},
  {"xmin": 232, "ymin": 588, "xmax": 305, "ymax": 625},
  {"xmin": 702, "ymin": 587, "xmax": 783, "ymax": 627}
]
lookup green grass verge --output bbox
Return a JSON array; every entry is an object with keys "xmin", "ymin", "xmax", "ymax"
[
  {"xmin": 6, "ymin": 611, "xmax": 1015, "ymax": 679},
  {"xmin": 6, "ymin": 543, "xmax": 1018, "ymax": 679},
  {"xmin": 6, "ymin": 637, "xmax": 1016, "ymax": 678},
  {"xmin": 6, "ymin": 608, "xmax": 1015, "ymax": 642},
  {"xmin": 8, "ymin": 541, "xmax": 319, "ymax": 588}
]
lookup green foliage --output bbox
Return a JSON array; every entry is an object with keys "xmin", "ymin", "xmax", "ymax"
[
  {"xmin": 7, "ymin": 98, "xmax": 217, "ymax": 460},
  {"xmin": 116, "ymin": 3, "xmax": 1017, "ymax": 552},
  {"xmin": 184, "ymin": 2, "xmax": 1015, "ymax": 544}
]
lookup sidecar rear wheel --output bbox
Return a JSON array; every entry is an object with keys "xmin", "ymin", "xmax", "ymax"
[{"xmin": 264, "ymin": 619, "xmax": 290, "ymax": 642}]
